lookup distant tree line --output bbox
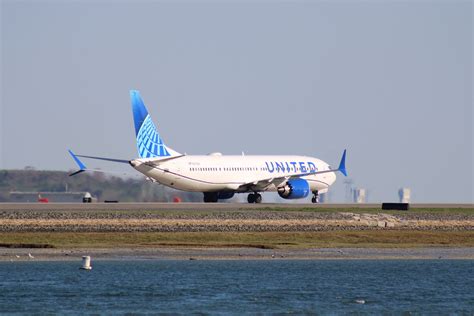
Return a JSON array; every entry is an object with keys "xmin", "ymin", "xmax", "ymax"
[{"xmin": 0, "ymin": 169, "xmax": 201, "ymax": 202}]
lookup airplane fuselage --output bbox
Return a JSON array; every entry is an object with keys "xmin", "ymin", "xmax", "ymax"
[{"xmin": 130, "ymin": 154, "xmax": 336, "ymax": 194}]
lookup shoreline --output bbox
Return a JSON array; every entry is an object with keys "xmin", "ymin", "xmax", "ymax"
[
  {"xmin": 1, "ymin": 206, "xmax": 472, "ymax": 261},
  {"xmin": 2, "ymin": 246, "xmax": 474, "ymax": 261}
]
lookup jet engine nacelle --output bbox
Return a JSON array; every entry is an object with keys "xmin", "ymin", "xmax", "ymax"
[
  {"xmin": 277, "ymin": 178, "xmax": 310, "ymax": 199},
  {"xmin": 217, "ymin": 191, "xmax": 235, "ymax": 200}
]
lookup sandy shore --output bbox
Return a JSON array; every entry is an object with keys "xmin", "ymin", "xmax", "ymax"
[{"xmin": 1, "ymin": 247, "xmax": 474, "ymax": 261}]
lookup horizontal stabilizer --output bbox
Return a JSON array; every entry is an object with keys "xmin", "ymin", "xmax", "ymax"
[
  {"xmin": 68, "ymin": 150, "xmax": 132, "ymax": 176},
  {"xmin": 76, "ymin": 154, "xmax": 130, "ymax": 164}
]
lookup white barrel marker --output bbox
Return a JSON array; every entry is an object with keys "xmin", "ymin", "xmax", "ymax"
[{"xmin": 80, "ymin": 256, "xmax": 92, "ymax": 270}]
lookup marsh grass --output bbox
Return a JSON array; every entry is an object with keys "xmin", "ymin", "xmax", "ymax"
[{"xmin": 1, "ymin": 231, "xmax": 473, "ymax": 249}]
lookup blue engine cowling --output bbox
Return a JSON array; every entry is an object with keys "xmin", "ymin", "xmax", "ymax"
[
  {"xmin": 217, "ymin": 191, "xmax": 235, "ymax": 200},
  {"xmin": 277, "ymin": 178, "xmax": 310, "ymax": 199}
]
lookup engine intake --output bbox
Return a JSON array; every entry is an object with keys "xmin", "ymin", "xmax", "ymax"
[{"xmin": 277, "ymin": 178, "xmax": 310, "ymax": 199}]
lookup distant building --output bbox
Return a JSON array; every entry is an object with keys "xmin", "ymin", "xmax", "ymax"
[
  {"xmin": 9, "ymin": 191, "xmax": 96, "ymax": 203},
  {"xmin": 353, "ymin": 188, "xmax": 367, "ymax": 203},
  {"xmin": 398, "ymin": 188, "xmax": 411, "ymax": 203}
]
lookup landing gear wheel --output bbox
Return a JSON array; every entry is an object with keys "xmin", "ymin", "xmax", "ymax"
[
  {"xmin": 311, "ymin": 191, "xmax": 319, "ymax": 204},
  {"xmin": 248, "ymin": 193, "xmax": 262, "ymax": 203},
  {"xmin": 247, "ymin": 193, "xmax": 256, "ymax": 204}
]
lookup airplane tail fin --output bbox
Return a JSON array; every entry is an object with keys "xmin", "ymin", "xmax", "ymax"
[{"xmin": 130, "ymin": 90, "xmax": 180, "ymax": 158}]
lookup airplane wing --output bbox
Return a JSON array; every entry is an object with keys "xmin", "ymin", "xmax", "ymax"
[
  {"xmin": 68, "ymin": 149, "xmax": 186, "ymax": 177},
  {"xmin": 238, "ymin": 149, "xmax": 347, "ymax": 191}
]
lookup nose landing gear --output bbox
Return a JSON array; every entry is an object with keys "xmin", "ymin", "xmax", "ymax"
[
  {"xmin": 247, "ymin": 193, "xmax": 262, "ymax": 204},
  {"xmin": 311, "ymin": 191, "xmax": 319, "ymax": 204}
]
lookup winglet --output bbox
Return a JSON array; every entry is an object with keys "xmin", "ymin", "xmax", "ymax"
[
  {"xmin": 68, "ymin": 149, "xmax": 87, "ymax": 176},
  {"xmin": 337, "ymin": 149, "xmax": 347, "ymax": 177}
]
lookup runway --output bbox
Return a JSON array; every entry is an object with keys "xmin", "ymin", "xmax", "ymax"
[{"xmin": 0, "ymin": 202, "xmax": 472, "ymax": 212}]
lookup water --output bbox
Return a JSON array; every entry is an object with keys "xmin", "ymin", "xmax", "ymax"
[{"xmin": 0, "ymin": 260, "xmax": 473, "ymax": 314}]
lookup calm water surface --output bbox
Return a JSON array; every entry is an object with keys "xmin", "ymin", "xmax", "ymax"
[{"xmin": 0, "ymin": 260, "xmax": 473, "ymax": 314}]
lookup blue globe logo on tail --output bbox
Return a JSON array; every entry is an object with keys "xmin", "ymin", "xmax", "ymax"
[
  {"xmin": 131, "ymin": 90, "xmax": 171, "ymax": 158},
  {"xmin": 136, "ymin": 115, "xmax": 171, "ymax": 158}
]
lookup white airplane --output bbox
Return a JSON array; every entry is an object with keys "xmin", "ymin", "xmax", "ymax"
[{"xmin": 69, "ymin": 90, "xmax": 347, "ymax": 203}]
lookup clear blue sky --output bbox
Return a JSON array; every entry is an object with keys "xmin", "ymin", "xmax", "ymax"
[{"xmin": 1, "ymin": 0, "xmax": 472, "ymax": 203}]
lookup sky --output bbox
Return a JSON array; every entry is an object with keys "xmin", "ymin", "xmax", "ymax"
[{"xmin": 1, "ymin": 0, "xmax": 472, "ymax": 203}]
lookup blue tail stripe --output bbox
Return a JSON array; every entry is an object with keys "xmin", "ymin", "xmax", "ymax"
[{"xmin": 131, "ymin": 90, "xmax": 149, "ymax": 136}]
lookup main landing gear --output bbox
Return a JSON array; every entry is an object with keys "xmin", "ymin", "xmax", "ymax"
[
  {"xmin": 311, "ymin": 191, "xmax": 319, "ymax": 204},
  {"xmin": 203, "ymin": 192, "xmax": 218, "ymax": 203},
  {"xmin": 247, "ymin": 193, "xmax": 262, "ymax": 204}
]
